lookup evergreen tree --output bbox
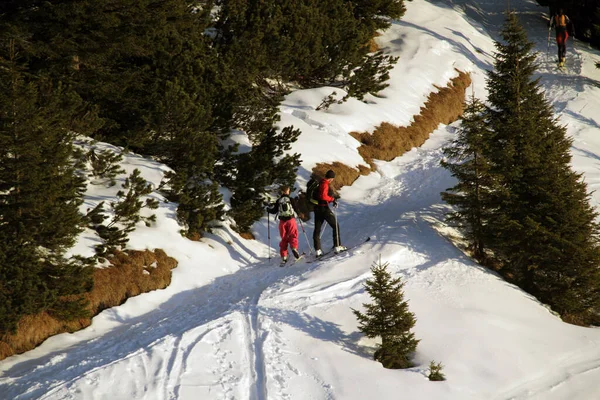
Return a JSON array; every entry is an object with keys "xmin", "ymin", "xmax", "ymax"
[
  {"xmin": 0, "ymin": 40, "xmax": 93, "ymax": 333},
  {"xmin": 214, "ymin": 0, "xmax": 400, "ymax": 97},
  {"xmin": 353, "ymin": 258, "xmax": 419, "ymax": 369},
  {"xmin": 0, "ymin": 244, "xmax": 47, "ymax": 334},
  {"xmin": 91, "ymin": 169, "xmax": 159, "ymax": 255},
  {"xmin": 486, "ymin": 13, "xmax": 600, "ymax": 323},
  {"xmin": 22, "ymin": 0, "xmax": 228, "ymax": 236},
  {"xmin": 228, "ymin": 125, "xmax": 301, "ymax": 233},
  {"xmin": 346, "ymin": 0, "xmax": 407, "ymax": 35},
  {"xmin": 86, "ymin": 147, "xmax": 125, "ymax": 186},
  {"xmin": 441, "ymin": 96, "xmax": 496, "ymax": 261}
]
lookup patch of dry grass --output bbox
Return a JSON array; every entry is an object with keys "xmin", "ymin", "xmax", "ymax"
[
  {"xmin": 367, "ymin": 33, "xmax": 381, "ymax": 53},
  {"xmin": 0, "ymin": 249, "xmax": 177, "ymax": 361},
  {"xmin": 294, "ymin": 162, "xmax": 367, "ymax": 222},
  {"xmin": 350, "ymin": 70, "xmax": 471, "ymax": 166},
  {"xmin": 239, "ymin": 231, "xmax": 255, "ymax": 240},
  {"xmin": 312, "ymin": 161, "xmax": 363, "ymax": 191}
]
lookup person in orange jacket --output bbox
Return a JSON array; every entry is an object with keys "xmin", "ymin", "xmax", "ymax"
[
  {"xmin": 313, "ymin": 170, "xmax": 346, "ymax": 256},
  {"xmin": 550, "ymin": 9, "xmax": 573, "ymax": 67}
]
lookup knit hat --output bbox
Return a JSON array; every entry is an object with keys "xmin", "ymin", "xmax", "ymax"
[{"xmin": 325, "ymin": 170, "xmax": 336, "ymax": 179}]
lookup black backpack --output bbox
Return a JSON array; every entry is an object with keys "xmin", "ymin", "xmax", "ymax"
[{"xmin": 306, "ymin": 178, "xmax": 320, "ymax": 206}]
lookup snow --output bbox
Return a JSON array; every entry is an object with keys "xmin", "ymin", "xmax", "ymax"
[{"xmin": 2, "ymin": 0, "xmax": 600, "ymax": 399}]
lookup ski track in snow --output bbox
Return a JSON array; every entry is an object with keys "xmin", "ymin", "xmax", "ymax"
[
  {"xmin": 2, "ymin": 1, "xmax": 600, "ymax": 399},
  {"xmin": 0, "ymin": 261, "xmax": 329, "ymax": 399}
]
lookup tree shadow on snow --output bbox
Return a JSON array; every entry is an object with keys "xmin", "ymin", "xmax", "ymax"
[
  {"xmin": 0, "ymin": 256, "xmax": 319, "ymax": 399},
  {"xmin": 260, "ymin": 307, "xmax": 372, "ymax": 360}
]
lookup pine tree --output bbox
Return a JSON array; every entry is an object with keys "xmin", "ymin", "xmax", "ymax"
[
  {"xmin": 441, "ymin": 96, "xmax": 497, "ymax": 261},
  {"xmin": 0, "ymin": 40, "xmax": 93, "ymax": 333},
  {"xmin": 346, "ymin": 0, "xmax": 407, "ymax": 35},
  {"xmin": 229, "ymin": 125, "xmax": 301, "ymax": 233},
  {"xmin": 485, "ymin": 13, "xmax": 600, "ymax": 323},
  {"xmin": 87, "ymin": 147, "xmax": 125, "ymax": 186},
  {"xmin": 353, "ymin": 258, "xmax": 419, "ymax": 369},
  {"xmin": 92, "ymin": 169, "xmax": 159, "ymax": 255},
  {"xmin": 214, "ymin": 0, "xmax": 401, "ymax": 97},
  {"xmin": 344, "ymin": 51, "xmax": 398, "ymax": 102}
]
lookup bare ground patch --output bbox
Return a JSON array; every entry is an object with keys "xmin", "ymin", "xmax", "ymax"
[
  {"xmin": 0, "ymin": 249, "xmax": 177, "ymax": 360},
  {"xmin": 350, "ymin": 70, "xmax": 471, "ymax": 166}
]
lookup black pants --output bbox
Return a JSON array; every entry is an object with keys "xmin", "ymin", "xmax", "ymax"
[{"xmin": 313, "ymin": 206, "xmax": 340, "ymax": 250}]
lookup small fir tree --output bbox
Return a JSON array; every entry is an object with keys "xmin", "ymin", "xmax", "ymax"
[
  {"xmin": 441, "ymin": 95, "xmax": 497, "ymax": 261},
  {"xmin": 87, "ymin": 147, "xmax": 125, "ymax": 186},
  {"xmin": 344, "ymin": 51, "xmax": 399, "ymax": 102},
  {"xmin": 428, "ymin": 361, "xmax": 446, "ymax": 381},
  {"xmin": 91, "ymin": 169, "xmax": 159, "ymax": 255},
  {"xmin": 353, "ymin": 257, "xmax": 420, "ymax": 369},
  {"xmin": 162, "ymin": 171, "xmax": 224, "ymax": 238},
  {"xmin": 347, "ymin": 0, "xmax": 407, "ymax": 34}
]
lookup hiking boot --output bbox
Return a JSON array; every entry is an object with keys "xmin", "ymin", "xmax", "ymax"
[
  {"xmin": 334, "ymin": 246, "xmax": 347, "ymax": 254},
  {"xmin": 315, "ymin": 249, "xmax": 323, "ymax": 257},
  {"xmin": 292, "ymin": 248, "xmax": 301, "ymax": 259}
]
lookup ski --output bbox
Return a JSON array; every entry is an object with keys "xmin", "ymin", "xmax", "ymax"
[
  {"xmin": 307, "ymin": 237, "xmax": 371, "ymax": 263},
  {"xmin": 279, "ymin": 253, "xmax": 306, "ymax": 267}
]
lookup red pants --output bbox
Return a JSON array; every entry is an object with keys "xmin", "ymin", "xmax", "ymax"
[
  {"xmin": 556, "ymin": 30, "xmax": 568, "ymax": 60},
  {"xmin": 278, "ymin": 218, "xmax": 298, "ymax": 257}
]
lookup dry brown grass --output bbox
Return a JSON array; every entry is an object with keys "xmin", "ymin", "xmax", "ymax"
[
  {"xmin": 0, "ymin": 249, "xmax": 177, "ymax": 361},
  {"xmin": 295, "ymin": 162, "xmax": 367, "ymax": 221},
  {"xmin": 186, "ymin": 231, "xmax": 202, "ymax": 242},
  {"xmin": 350, "ymin": 70, "xmax": 471, "ymax": 166},
  {"xmin": 367, "ymin": 34, "xmax": 381, "ymax": 53},
  {"xmin": 239, "ymin": 231, "xmax": 255, "ymax": 240},
  {"xmin": 312, "ymin": 161, "xmax": 362, "ymax": 191}
]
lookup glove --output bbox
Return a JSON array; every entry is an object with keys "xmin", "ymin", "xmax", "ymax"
[{"xmin": 333, "ymin": 200, "xmax": 338, "ymax": 208}]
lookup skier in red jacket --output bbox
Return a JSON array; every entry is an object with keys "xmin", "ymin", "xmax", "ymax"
[{"xmin": 313, "ymin": 170, "xmax": 346, "ymax": 257}]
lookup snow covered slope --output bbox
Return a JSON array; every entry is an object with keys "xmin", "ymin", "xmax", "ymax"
[{"xmin": 2, "ymin": 0, "xmax": 600, "ymax": 399}]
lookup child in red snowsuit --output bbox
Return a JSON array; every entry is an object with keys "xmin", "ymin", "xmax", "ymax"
[{"xmin": 267, "ymin": 186, "xmax": 301, "ymax": 265}]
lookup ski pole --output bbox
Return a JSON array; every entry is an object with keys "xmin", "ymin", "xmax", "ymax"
[
  {"xmin": 333, "ymin": 203, "xmax": 341, "ymax": 247},
  {"xmin": 319, "ymin": 221, "xmax": 327, "ymax": 238},
  {"xmin": 267, "ymin": 211, "xmax": 271, "ymax": 261},
  {"xmin": 297, "ymin": 217, "xmax": 314, "ymax": 255},
  {"xmin": 546, "ymin": 23, "xmax": 551, "ymax": 59}
]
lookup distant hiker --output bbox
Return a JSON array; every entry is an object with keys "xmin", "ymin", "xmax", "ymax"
[
  {"xmin": 267, "ymin": 186, "xmax": 301, "ymax": 266},
  {"xmin": 550, "ymin": 9, "xmax": 572, "ymax": 66},
  {"xmin": 313, "ymin": 170, "xmax": 346, "ymax": 257}
]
